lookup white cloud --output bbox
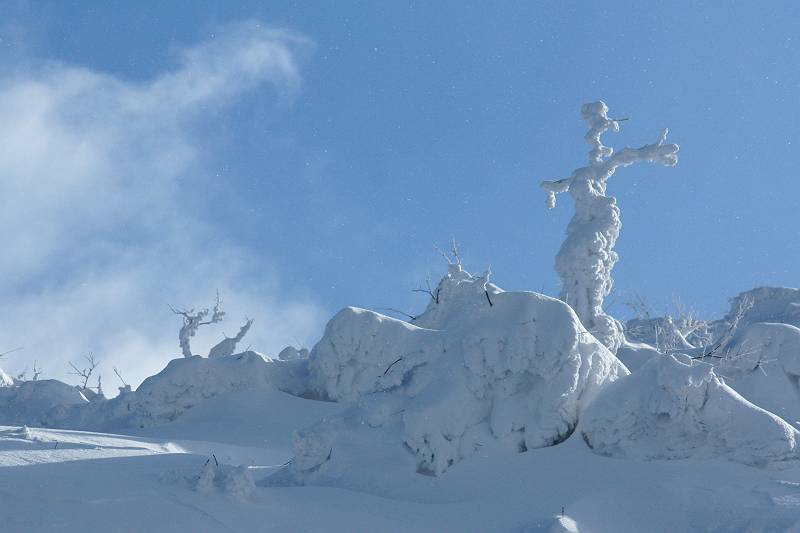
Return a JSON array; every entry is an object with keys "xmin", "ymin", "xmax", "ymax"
[{"xmin": 0, "ymin": 21, "xmax": 325, "ymax": 388}]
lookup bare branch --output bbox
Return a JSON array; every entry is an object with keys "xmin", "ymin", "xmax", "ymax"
[
  {"xmin": 68, "ymin": 353, "xmax": 99, "ymax": 390},
  {"xmin": 383, "ymin": 357, "xmax": 403, "ymax": 376},
  {"xmin": 376, "ymin": 307, "xmax": 417, "ymax": 321},
  {"xmin": 113, "ymin": 366, "xmax": 128, "ymax": 387},
  {"xmin": 0, "ymin": 347, "xmax": 23, "ymax": 358},
  {"xmin": 450, "ymin": 238, "xmax": 461, "ymax": 265},
  {"xmin": 434, "ymin": 238, "xmax": 462, "ymax": 267},
  {"xmin": 413, "ymin": 275, "xmax": 440, "ymax": 304}
]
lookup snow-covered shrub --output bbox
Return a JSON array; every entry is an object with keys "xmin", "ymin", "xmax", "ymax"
[
  {"xmin": 625, "ymin": 314, "xmax": 711, "ymax": 354},
  {"xmin": 541, "ymin": 101, "xmax": 679, "ymax": 353},
  {"xmin": 194, "ymin": 460, "xmax": 255, "ymax": 500},
  {"xmin": 580, "ymin": 354, "xmax": 800, "ymax": 465},
  {"xmin": 277, "ymin": 346, "xmax": 309, "ymax": 361},
  {"xmin": 292, "ymin": 266, "xmax": 627, "ymax": 478},
  {"xmin": 721, "ymin": 287, "xmax": 800, "ymax": 330},
  {"xmin": 208, "ymin": 318, "xmax": 254, "ymax": 358}
]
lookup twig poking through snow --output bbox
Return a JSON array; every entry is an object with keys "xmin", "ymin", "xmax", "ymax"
[
  {"xmin": 383, "ymin": 357, "xmax": 404, "ymax": 376},
  {"xmin": 377, "ymin": 308, "xmax": 417, "ymax": 321}
]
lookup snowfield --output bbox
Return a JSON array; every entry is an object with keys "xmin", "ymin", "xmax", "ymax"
[
  {"xmin": 3, "ymin": 279, "xmax": 800, "ymax": 531},
  {"xmin": 2, "ymin": 398, "xmax": 800, "ymax": 532}
]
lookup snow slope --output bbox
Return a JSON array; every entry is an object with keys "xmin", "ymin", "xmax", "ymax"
[
  {"xmin": 3, "ymin": 408, "xmax": 800, "ymax": 532},
  {"xmin": 2, "ymin": 276, "xmax": 800, "ymax": 531}
]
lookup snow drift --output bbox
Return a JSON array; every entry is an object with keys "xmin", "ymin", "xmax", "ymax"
[
  {"xmin": 712, "ymin": 322, "xmax": 800, "ymax": 427},
  {"xmin": 85, "ymin": 351, "xmax": 313, "ymax": 429},
  {"xmin": 287, "ymin": 264, "xmax": 627, "ymax": 480},
  {"xmin": 580, "ymin": 353, "xmax": 800, "ymax": 465},
  {"xmin": 722, "ymin": 287, "xmax": 800, "ymax": 331},
  {"xmin": 0, "ymin": 350, "xmax": 314, "ymax": 431},
  {"xmin": 0, "ymin": 379, "xmax": 89, "ymax": 427}
]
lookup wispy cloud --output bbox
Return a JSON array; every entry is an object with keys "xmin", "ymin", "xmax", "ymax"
[{"xmin": 0, "ymin": 21, "xmax": 325, "ymax": 388}]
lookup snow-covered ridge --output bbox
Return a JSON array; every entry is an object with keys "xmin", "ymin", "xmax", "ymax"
[{"xmin": 0, "ymin": 351, "xmax": 312, "ymax": 431}]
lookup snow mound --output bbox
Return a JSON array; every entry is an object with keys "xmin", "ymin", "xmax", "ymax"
[
  {"xmin": 293, "ymin": 266, "xmax": 627, "ymax": 478},
  {"xmin": 615, "ymin": 340, "xmax": 661, "ymax": 372},
  {"xmin": 581, "ymin": 354, "xmax": 800, "ymax": 465},
  {"xmin": 715, "ymin": 322, "xmax": 800, "ymax": 427},
  {"xmin": 723, "ymin": 287, "xmax": 800, "ymax": 330},
  {"xmin": 193, "ymin": 460, "xmax": 255, "ymax": 500},
  {"xmin": 0, "ymin": 379, "xmax": 88, "ymax": 427},
  {"xmin": 2, "ymin": 351, "xmax": 316, "ymax": 432},
  {"xmin": 104, "ymin": 351, "xmax": 311, "ymax": 427}
]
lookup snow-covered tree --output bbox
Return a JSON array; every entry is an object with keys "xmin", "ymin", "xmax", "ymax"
[
  {"xmin": 208, "ymin": 318, "xmax": 254, "ymax": 358},
  {"xmin": 541, "ymin": 101, "xmax": 679, "ymax": 353},
  {"xmin": 170, "ymin": 292, "xmax": 226, "ymax": 358}
]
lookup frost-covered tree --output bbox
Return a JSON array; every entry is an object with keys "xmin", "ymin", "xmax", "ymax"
[
  {"xmin": 170, "ymin": 292, "xmax": 226, "ymax": 358},
  {"xmin": 208, "ymin": 318, "xmax": 254, "ymax": 358},
  {"xmin": 541, "ymin": 101, "xmax": 679, "ymax": 353}
]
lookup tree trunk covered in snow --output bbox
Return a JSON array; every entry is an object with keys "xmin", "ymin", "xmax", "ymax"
[
  {"xmin": 171, "ymin": 292, "xmax": 226, "ymax": 358},
  {"xmin": 541, "ymin": 101, "xmax": 678, "ymax": 353}
]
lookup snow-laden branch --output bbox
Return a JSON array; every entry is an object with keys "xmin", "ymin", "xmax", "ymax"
[
  {"xmin": 542, "ymin": 103, "xmax": 678, "ymax": 209},
  {"xmin": 540, "ymin": 101, "xmax": 679, "ymax": 353}
]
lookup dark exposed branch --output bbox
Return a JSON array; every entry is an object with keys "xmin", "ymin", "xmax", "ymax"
[
  {"xmin": 413, "ymin": 276, "xmax": 441, "ymax": 304},
  {"xmin": 113, "ymin": 366, "xmax": 128, "ymax": 387},
  {"xmin": 0, "ymin": 347, "xmax": 23, "ymax": 358},
  {"xmin": 383, "ymin": 357, "xmax": 404, "ymax": 376},
  {"xmin": 68, "ymin": 352, "xmax": 99, "ymax": 390},
  {"xmin": 377, "ymin": 307, "xmax": 417, "ymax": 321}
]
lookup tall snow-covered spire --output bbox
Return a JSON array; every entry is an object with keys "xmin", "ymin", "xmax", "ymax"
[{"xmin": 541, "ymin": 101, "xmax": 679, "ymax": 353}]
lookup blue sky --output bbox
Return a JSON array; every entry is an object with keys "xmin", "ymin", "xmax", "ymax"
[{"xmin": 1, "ymin": 1, "xmax": 798, "ymax": 386}]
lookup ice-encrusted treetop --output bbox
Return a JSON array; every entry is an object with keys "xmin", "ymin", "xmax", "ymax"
[{"xmin": 541, "ymin": 101, "xmax": 679, "ymax": 353}]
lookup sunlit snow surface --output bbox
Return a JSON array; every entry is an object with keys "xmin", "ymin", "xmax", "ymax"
[
  {"xmin": 0, "ymin": 385, "xmax": 800, "ymax": 532},
  {"xmin": 2, "ymin": 279, "xmax": 800, "ymax": 531}
]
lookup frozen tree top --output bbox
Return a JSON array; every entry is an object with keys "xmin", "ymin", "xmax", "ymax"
[{"xmin": 541, "ymin": 101, "xmax": 679, "ymax": 208}]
